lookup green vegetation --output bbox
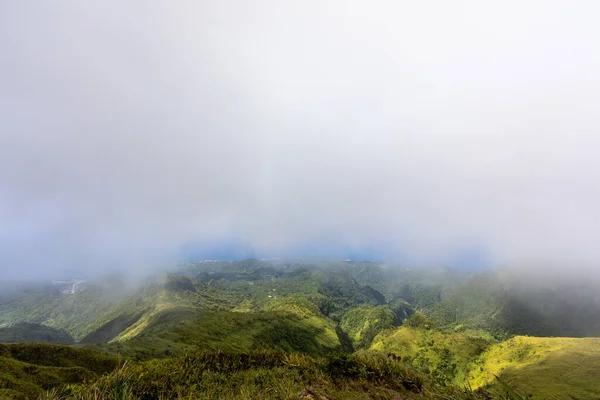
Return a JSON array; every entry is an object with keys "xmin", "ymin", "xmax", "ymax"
[
  {"xmin": 471, "ymin": 336, "xmax": 600, "ymax": 399},
  {"xmin": 0, "ymin": 282, "xmax": 159, "ymax": 342},
  {"xmin": 46, "ymin": 349, "xmax": 483, "ymax": 400},
  {"xmin": 2, "ymin": 260, "xmax": 600, "ymax": 399},
  {"xmin": 340, "ymin": 305, "xmax": 397, "ymax": 349},
  {"xmin": 430, "ymin": 270, "xmax": 600, "ymax": 339},
  {"xmin": 369, "ymin": 317, "xmax": 600, "ymax": 399},
  {"xmin": 388, "ymin": 297, "xmax": 415, "ymax": 323},
  {"xmin": 316, "ymin": 271, "xmax": 385, "ymax": 321},
  {"xmin": 0, "ymin": 343, "xmax": 119, "ymax": 400},
  {"xmin": 87, "ymin": 307, "xmax": 339, "ymax": 360},
  {"xmin": 370, "ymin": 316, "xmax": 492, "ymax": 386},
  {"xmin": 0, "ymin": 323, "xmax": 74, "ymax": 344}
]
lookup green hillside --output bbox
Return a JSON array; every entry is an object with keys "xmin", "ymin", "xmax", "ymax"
[
  {"xmin": 369, "ymin": 315, "xmax": 493, "ymax": 386},
  {"xmin": 86, "ymin": 306, "xmax": 340, "ymax": 360},
  {"xmin": 369, "ymin": 317, "xmax": 600, "ymax": 399},
  {"xmin": 0, "ymin": 323, "xmax": 74, "ymax": 344},
  {"xmin": 0, "ymin": 343, "xmax": 119, "ymax": 399},
  {"xmin": 430, "ymin": 270, "xmax": 600, "ymax": 339},
  {"xmin": 340, "ymin": 305, "xmax": 398, "ymax": 350},
  {"xmin": 471, "ymin": 336, "xmax": 600, "ymax": 399},
  {"xmin": 0, "ymin": 280, "xmax": 159, "ymax": 342},
  {"xmin": 2, "ymin": 260, "xmax": 600, "ymax": 399}
]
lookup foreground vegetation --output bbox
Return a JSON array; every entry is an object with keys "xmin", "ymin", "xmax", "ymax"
[
  {"xmin": 0, "ymin": 343, "xmax": 119, "ymax": 399},
  {"xmin": 4, "ymin": 334, "xmax": 599, "ymax": 399},
  {"xmin": 17, "ymin": 348, "xmax": 488, "ymax": 400}
]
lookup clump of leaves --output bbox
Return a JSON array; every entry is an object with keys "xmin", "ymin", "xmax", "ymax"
[
  {"xmin": 59, "ymin": 361, "xmax": 135, "ymax": 400},
  {"xmin": 282, "ymin": 352, "xmax": 311, "ymax": 369},
  {"xmin": 324, "ymin": 350, "xmax": 424, "ymax": 392}
]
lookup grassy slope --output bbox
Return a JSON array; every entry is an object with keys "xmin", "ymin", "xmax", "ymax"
[
  {"xmin": 340, "ymin": 305, "xmax": 397, "ymax": 350},
  {"xmin": 0, "ymin": 323, "xmax": 74, "ymax": 344},
  {"xmin": 53, "ymin": 349, "xmax": 479, "ymax": 400},
  {"xmin": 0, "ymin": 343, "xmax": 118, "ymax": 400},
  {"xmin": 430, "ymin": 270, "xmax": 600, "ymax": 339},
  {"xmin": 87, "ymin": 304, "xmax": 340, "ymax": 360},
  {"xmin": 12, "ymin": 337, "xmax": 600, "ymax": 400},
  {"xmin": 471, "ymin": 336, "xmax": 600, "ymax": 399},
  {"xmin": 0, "ymin": 284, "xmax": 159, "ymax": 342},
  {"xmin": 85, "ymin": 267, "xmax": 386, "ymax": 359},
  {"xmin": 0, "ymin": 261, "xmax": 452, "ymax": 347},
  {"xmin": 4, "ymin": 263, "xmax": 600, "ymax": 399},
  {"xmin": 0, "ymin": 275, "xmax": 247, "ymax": 346},
  {"xmin": 0, "ymin": 270, "xmax": 347, "ymax": 362},
  {"xmin": 370, "ymin": 325, "xmax": 492, "ymax": 385},
  {"xmin": 370, "ymin": 323, "xmax": 600, "ymax": 399}
]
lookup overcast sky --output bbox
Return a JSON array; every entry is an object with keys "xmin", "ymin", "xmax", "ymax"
[{"xmin": 2, "ymin": 1, "xmax": 600, "ymax": 278}]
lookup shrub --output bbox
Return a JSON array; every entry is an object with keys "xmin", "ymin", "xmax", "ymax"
[{"xmin": 402, "ymin": 313, "xmax": 435, "ymax": 330}]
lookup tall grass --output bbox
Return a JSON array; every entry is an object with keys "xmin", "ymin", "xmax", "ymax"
[{"xmin": 41, "ymin": 349, "xmax": 485, "ymax": 400}]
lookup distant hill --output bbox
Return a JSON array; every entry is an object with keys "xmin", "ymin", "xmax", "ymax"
[
  {"xmin": 0, "ymin": 323, "xmax": 74, "ymax": 344},
  {"xmin": 0, "ymin": 279, "xmax": 160, "ymax": 342},
  {"xmin": 430, "ymin": 269, "xmax": 600, "ymax": 338}
]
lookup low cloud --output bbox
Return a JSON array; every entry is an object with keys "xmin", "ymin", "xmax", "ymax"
[{"xmin": 2, "ymin": 1, "xmax": 600, "ymax": 278}]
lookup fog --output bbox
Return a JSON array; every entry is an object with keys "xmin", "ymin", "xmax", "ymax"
[{"xmin": 2, "ymin": 1, "xmax": 600, "ymax": 279}]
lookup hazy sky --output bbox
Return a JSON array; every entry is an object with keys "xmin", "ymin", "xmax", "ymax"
[{"xmin": 2, "ymin": 1, "xmax": 600, "ymax": 278}]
